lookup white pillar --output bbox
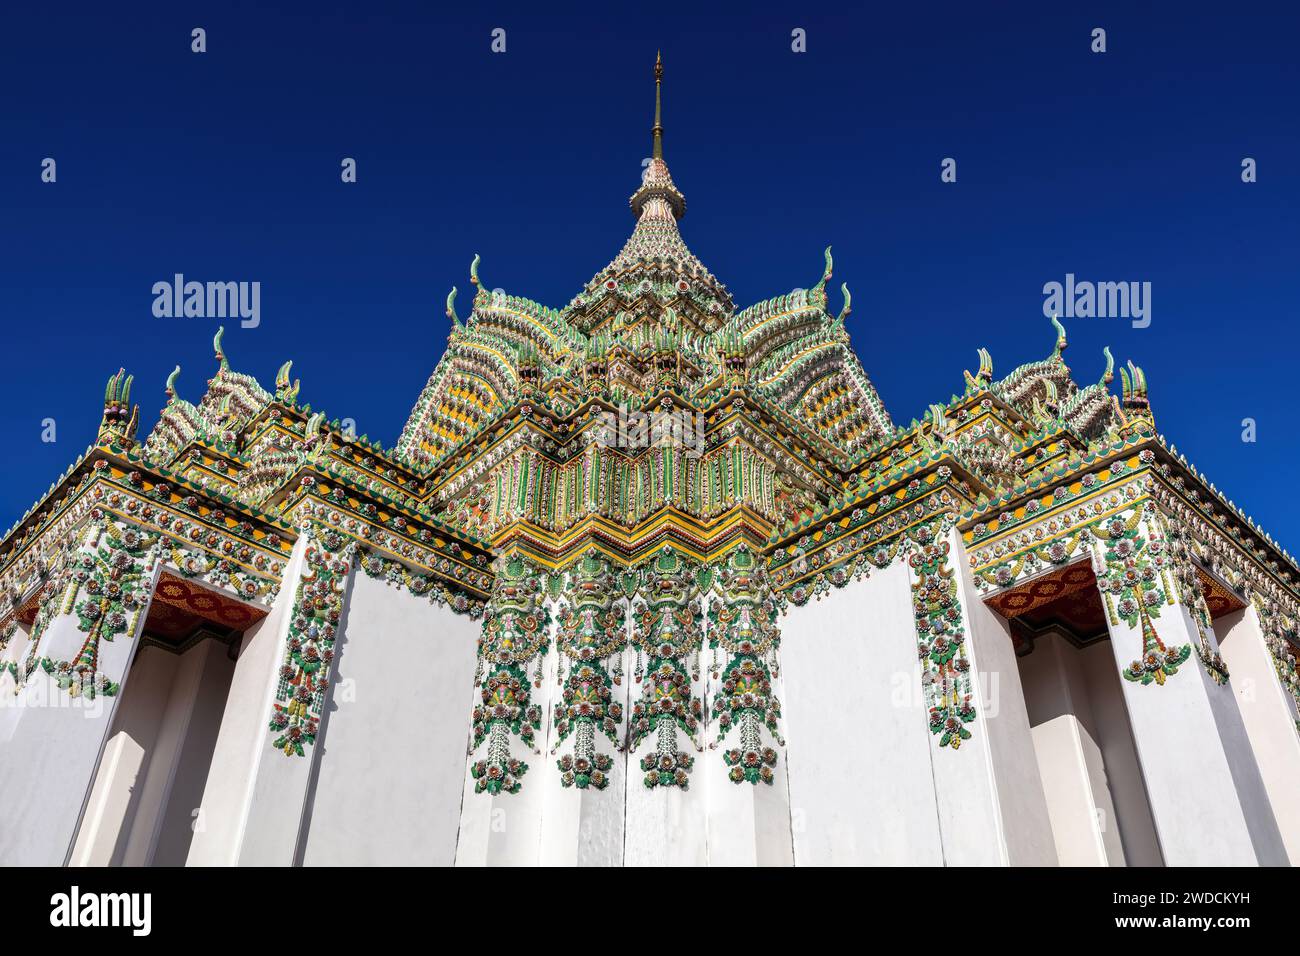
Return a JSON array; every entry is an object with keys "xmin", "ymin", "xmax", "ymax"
[
  {"xmin": 1093, "ymin": 518, "xmax": 1286, "ymax": 865},
  {"xmin": 1216, "ymin": 602, "xmax": 1300, "ymax": 863},
  {"xmin": 620, "ymin": 613, "xmax": 709, "ymax": 867},
  {"xmin": 187, "ymin": 532, "xmax": 355, "ymax": 866},
  {"xmin": 0, "ymin": 525, "xmax": 162, "ymax": 866},
  {"xmin": 456, "ymin": 616, "xmax": 555, "ymax": 867},
  {"xmin": 68, "ymin": 645, "xmax": 178, "ymax": 866},
  {"xmin": 944, "ymin": 528, "xmax": 1058, "ymax": 865},
  {"xmin": 702, "ymin": 668, "xmax": 794, "ymax": 866},
  {"xmin": 538, "ymin": 635, "xmax": 632, "ymax": 867}
]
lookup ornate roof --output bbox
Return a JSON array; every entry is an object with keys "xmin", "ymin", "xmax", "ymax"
[{"xmin": 394, "ymin": 56, "xmax": 893, "ymax": 475}]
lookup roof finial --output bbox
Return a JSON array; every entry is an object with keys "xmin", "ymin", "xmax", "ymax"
[{"xmin": 652, "ymin": 52, "xmax": 664, "ymax": 160}]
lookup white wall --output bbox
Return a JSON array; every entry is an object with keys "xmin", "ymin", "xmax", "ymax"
[
  {"xmin": 0, "ymin": 620, "xmax": 34, "ymax": 744},
  {"xmin": 300, "ymin": 572, "xmax": 480, "ymax": 866},
  {"xmin": 782, "ymin": 562, "xmax": 944, "ymax": 865}
]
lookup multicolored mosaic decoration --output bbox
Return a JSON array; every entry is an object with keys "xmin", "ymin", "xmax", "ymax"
[
  {"xmin": 45, "ymin": 521, "xmax": 160, "ymax": 699},
  {"xmin": 552, "ymin": 550, "xmax": 626, "ymax": 790},
  {"xmin": 709, "ymin": 546, "xmax": 783, "ymax": 783},
  {"xmin": 910, "ymin": 532, "xmax": 976, "ymax": 747},
  {"xmin": 1090, "ymin": 506, "xmax": 1191, "ymax": 686},
  {"xmin": 269, "ymin": 529, "xmax": 354, "ymax": 755},
  {"xmin": 470, "ymin": 552, "xmax": 551, "ymax": 794},
  {"xmin": 629, "ymin": 547, "xmax": 704, "ymax": 790}
]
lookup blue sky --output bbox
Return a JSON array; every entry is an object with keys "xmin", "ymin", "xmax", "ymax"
[{"xmin": 1, "ymin": 2, "xmax": 1296, "ymax": 549}]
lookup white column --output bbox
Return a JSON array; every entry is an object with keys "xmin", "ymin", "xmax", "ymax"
[
  {"xmin": 68, "ymin": 645, "xmax": 178, "ymax": 866},
  {"xmin": 702, "ymin": 579, "xmax": 792, "ymax": 866},
  {"xmin": 455, "ymin": 616, "xmax": 555, "ymax": 867},
  {"xmin": 538, "ymin": 634, "xmax": 632, "ymax": 867},
  {"xmin": 703, "ymin": 667, "xmax": 794, "ymax": 866},
  {"xmin": 1216, "ymin": 602, "xmax": 1300, "ymax": 863},
  {"xmin": 621, "ymin": 621, "xmax": 708, "ymax": 867},
  {"xmin": 1094, "ymin": 522, "xmax": 1286, "ymax": 865},
  {"xmin": 187, "ymin": 532, "xmax": 355, "ymax": 866},
  {"xmin": 1076, "ymin": 641, "xmax": 1163, "ymax": 864},
  {"xmin": 0, "ymin": 527, "xmax": 162, "ymax": 866},
  {"xmin": 942, "ymin": 528, "xmax": 1058, "ymax": 865}
]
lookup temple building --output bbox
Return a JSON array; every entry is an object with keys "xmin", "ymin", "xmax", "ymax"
[{"xmin": 2, "ymin": 59, "xmax": 1298, "ymax": 867}]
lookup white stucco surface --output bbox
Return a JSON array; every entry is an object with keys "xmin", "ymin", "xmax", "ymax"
[
  {"xmin": 703, "ymin": 662, "xmax": 794, "ymax": 867},
  {"xmin": 1018, "ymin": 632, "xmax": 1125, "ymax": 866},
  {"xmin": 1076, "ymin": 641, "xmax": 1163, "ymax": 865},
  {"xmin": 149, "ymin": 639, "xmax": 236, "ymax": 865},
  {"xmin": 1217, "ymin": 604, "xmax": 1300, "ymax": 863},
  {"xmin": 1106, "ymin": 582, "xmax": 1282, "ymax": 865},
  {"xmin": 0, "ymin": 556, "xmax": 160, "ymax": 867},
  {"xmin": 69, "ymin": 645, "xmax": 177, "ymax": 866},
  {"xmin": 301, "ymin": 571, "xmax": 480, "ymax": 865},
  {"xmin": 539, "ymin": 629, "xmax": 633, "ymax": 867},
  {"xmin": 187, "ymin": 536, "xmax": 309, "ymax": 866},
  {"xmin": 781, "ymin": 562, "xmax": 943, "ymax": 865},
  {"xmin": 944, "ymin": 533, "xmax": 1056, "ymax": 866}
]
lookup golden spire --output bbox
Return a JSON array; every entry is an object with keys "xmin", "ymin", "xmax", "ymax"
[{"xmin": 652, "ymin": 51, "xmax": 664, "ymax": 160}]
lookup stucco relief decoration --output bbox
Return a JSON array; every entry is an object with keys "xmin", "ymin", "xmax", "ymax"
[
  {"xmin": 41, "ymin": 519, "xmax": 159, "ymax": 700},
  {"xmin": 629, "ymin": 546, "xmax": 704, "ymax": 789},
  {"xmin": 773, "ymin": 473, "xmax": 951, "ymax": 608},
  {"xmin": 1254, "ymin": 596, "xmax": 1300, "ymax": 732},
  {"xmin": 470, "ymin": 550, "xmax": 551, "ymax": 795},
  {"xmin": 357, "ymin": 547, "xmax": 485, "ymax": 618},
  {"xmin": 1093, "ymin": 505, "xmax": 1190, "ymax": 686},
  {"xmin": 269, "ymin": 529, "xmax": 355, "ymax": 755},
  {"xmin": 708, "ymin": 545, "xmax": 784, "ymax": 784},
  {"xmin": 1152, "ymin": 511, "xmax": 1230, "ymax": 684},
  {"xmin": 909, "ymin": 527, "xmax": 976, "ymax": 749},
  {"xmin": 551, "ymin": 549, "xmax": 627, "ymax": 790},
  {"xmin": 12, "ymin": 578, "xmax": 68, "ymax": 690}
]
